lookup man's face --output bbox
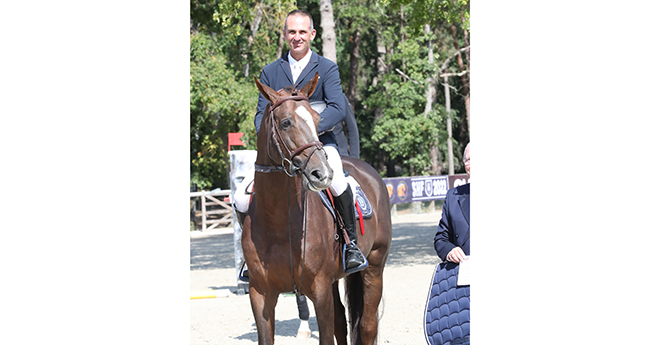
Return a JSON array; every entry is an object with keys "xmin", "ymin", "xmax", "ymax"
[{"xmin": 284, "ymin": 14, "xmax": 316, "ymax": 59}]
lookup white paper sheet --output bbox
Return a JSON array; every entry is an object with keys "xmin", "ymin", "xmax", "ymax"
[{"xmin": 457, "ymin": 256, "xmax": 470, "ymax": 286}]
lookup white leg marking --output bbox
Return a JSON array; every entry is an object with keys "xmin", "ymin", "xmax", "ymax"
[{"xmin": 296, "ymin": 319, "xmax": 311, "ymax": 339}]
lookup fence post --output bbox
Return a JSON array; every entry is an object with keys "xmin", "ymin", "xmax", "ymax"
[{"xmin": 201, "ymin": 191, "xmax": 207, "ymax": 231}]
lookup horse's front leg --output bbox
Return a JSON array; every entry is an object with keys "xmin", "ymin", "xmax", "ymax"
[
  {"xmin": 310, "ymin": 281, "xmax": 336, "ymax": 345},
  {"xmin": 248, "ymin": 283, "xmax": 279, "ymax": 345}
]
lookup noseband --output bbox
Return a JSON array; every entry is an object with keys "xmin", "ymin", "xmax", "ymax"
[{"xmin": 259, "ymin": 95, "xmax": 325, "ymax": 177}]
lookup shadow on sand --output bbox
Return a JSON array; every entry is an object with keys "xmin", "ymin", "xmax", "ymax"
[
  {"xmin": 234, "ymin": 316, "xmax": 319, "ymax": 342},
  {"xmin": 190, "ymin": 217, "xmax": 441, "ymax": 272}
]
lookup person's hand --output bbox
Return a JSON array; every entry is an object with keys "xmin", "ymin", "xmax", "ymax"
[{"xmin": 446, "ymin": 247, "xmax": 467, "ymax": 263}]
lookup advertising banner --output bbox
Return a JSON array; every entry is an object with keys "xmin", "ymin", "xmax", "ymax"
[{"xmin": 384, "ymin": 174, "xmax": 469, "ymax": 204}]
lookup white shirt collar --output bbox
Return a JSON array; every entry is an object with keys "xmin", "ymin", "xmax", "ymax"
[{"xmin": 288, "ymin": 50, "xmax": 312, "ymax": 83}]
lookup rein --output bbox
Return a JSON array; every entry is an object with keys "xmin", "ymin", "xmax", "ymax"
[
  {"xmin": 260, "ymin": 94, "xmax": 324, "ymax": 296},
  {"xmin": 287, "ymin": 177, "xmax": 309, "ymax": 297}
]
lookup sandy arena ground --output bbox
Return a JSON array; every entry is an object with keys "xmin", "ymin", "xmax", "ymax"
[{"xmin": 190, "ymin": 211, "xmax": 443, "ymax": 345}]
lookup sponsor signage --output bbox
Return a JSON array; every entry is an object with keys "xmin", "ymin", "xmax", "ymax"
[{"xmin": 384, "ymin": 174, "xmax": 469, "ymax": 204}]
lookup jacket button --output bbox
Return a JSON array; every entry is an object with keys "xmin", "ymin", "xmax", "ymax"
[{"xmin": 455, "ymin": 234, "xmax": 459, "ymax": 238}]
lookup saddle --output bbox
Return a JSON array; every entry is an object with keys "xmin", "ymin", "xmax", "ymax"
[
  {"xmin": 318, "ymin": 174, "xmax": 373, "ymax": 220},
  {"xmin": 237, "ymin": 173, "xmax": 374, "ymax": 283}
]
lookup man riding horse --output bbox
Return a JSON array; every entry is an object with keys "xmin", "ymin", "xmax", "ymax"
[{"xmin": 244, "ymin": 9, "xmax": 367, "ymax": 273}]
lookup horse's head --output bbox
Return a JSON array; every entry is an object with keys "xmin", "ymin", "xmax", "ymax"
[{"xmin": 254, "ymin": 72, "xmax": 333, "ymax": 192}]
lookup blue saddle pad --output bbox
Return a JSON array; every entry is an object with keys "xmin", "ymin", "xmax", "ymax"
[
  {"xmin": 318, "ymin": 185, "xmax": 373, "ymax": 220},
  {"xmin": 424, "ymin": 262, "xmax": 470, "ymax": 345}
]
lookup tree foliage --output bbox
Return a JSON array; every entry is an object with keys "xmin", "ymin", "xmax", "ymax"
[
  {"xmin": 190, "ymin": 32, "xmax": 257, "ymax": 189},
  {"xmin": 190, "ymin": 0, "xmax": 470, "ymax": 189},
  {"xmin": 380, "ymin": 0, "xmax": 470, "ymax": 33}
]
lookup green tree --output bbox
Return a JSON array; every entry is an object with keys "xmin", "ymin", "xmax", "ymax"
[
  {"xmin": 190, "ymin": 0, "xmax": 296, "ymax": 190},
  {"xmin": 190, "ymin": 33, "xmax": 257, "ymax": 190},
  {"xmin": 190, "ymin": 0, "xmax": 471, "ymax": 188}
]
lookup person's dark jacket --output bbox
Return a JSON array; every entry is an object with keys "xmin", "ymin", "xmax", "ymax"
[
  {"xmin": 434, "ymin": 183, "xmax": 470, "ymax": 260},
  {"xmin": 333, "ymin": 95, "xmax": 360, "ymax": 158}
]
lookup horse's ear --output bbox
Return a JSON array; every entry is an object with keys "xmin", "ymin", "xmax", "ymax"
[
  {"xmin": 254, "ymin": 76, "xmax": 280, "ymax": 104},
  {"xmin": 298, "ymin": 72, "xmax": 319, "ymax": 97}
]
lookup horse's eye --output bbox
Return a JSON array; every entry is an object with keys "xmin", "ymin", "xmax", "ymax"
[{"xmin": 281, "ymin": 118, "xmax": 292, "ymax": 130}]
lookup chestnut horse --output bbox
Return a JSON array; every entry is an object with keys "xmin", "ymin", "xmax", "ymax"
[{"xmin": 241, "ymin": 73, "xmax": 392, "ymax": 345}]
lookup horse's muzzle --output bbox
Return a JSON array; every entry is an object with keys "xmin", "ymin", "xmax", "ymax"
[
  {"xmin": 300, "ymin": 154, "xmax": 332, "ymax": 191},
  {"xmin": 305, "ymin": 168, "xmax": 332, "ymax": 192}
]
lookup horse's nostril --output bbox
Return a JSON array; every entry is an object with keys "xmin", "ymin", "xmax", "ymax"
[{"xmin": 311, "ymin": 169, "xmax": 326, "ymax": 182}]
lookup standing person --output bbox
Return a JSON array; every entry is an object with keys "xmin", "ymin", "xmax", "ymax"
[
  {"xmin": 253, "ymin": 9, "xmax": 366, "ymax": 274},
  {"xmin": 425, "ymin": 142, "xmax": 470, "ymax": 345},
  {"xmin": 434, "ymin": 142, "xmax": 470, "ymax": 261},
  {"xmin": 333, "ymin": 95, "xmax": 360, "ymax": 158}
]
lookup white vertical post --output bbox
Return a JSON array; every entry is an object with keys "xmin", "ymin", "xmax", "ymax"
[
  {"xmin": 201, "ymin": 191, "xmax": 207, "ymax": 231},
  {"xmin": 229, "ymin": 150, "xmax": 257, "ymax": 294}
]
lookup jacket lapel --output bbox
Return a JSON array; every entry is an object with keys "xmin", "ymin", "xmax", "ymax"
[
  {"xmin": 457, "ymin": 185, "xmax": 470, "ymax": 248},
  {"xmin": 279, "ymin": 54, "xmax": 294, "ymax": 85},
  {"xmin": 458, "ymin": 194, "xmax": 470, "ymax": 225}
]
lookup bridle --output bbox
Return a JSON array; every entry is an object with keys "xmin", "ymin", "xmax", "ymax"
[{"xmin": 255, "ymin": 95, "xmax": 325, "ymax": 178}]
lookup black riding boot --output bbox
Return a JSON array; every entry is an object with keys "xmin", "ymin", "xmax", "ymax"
[
  {"xmin": 233, "ymin": 205, "xmax": 247, "ymax": 229},
  {"xmin": 333, "ymin": 188, "xmax": 368, "ymax": 274}
]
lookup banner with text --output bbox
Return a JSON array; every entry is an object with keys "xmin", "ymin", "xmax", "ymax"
[{"xmin": 384, "ymin": 174, "xmax": 469, "ymax": 204}]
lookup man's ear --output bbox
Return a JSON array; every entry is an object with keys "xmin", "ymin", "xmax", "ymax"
[{"xmin": 254, "ymin": 77, "xmax": 281, "ymax": 104}]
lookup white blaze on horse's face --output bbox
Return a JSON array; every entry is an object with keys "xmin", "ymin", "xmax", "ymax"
[{"xmin": 295, "ymin": 105, "xmax": 319, "ymax": 140}]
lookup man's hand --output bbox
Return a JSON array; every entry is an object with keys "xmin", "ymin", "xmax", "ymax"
[{"xmin": 446, "ymin": 247, "xmax": 467, "ymax": 263}]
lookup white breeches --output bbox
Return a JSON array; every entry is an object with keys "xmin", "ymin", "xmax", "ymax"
[
  {"xmin": 324, "ymin": 145, "xmax": 348, "ymax": 196},
  {"xmin": 232, "ymin": 145, "xmax": 349, "ymax": 213}
]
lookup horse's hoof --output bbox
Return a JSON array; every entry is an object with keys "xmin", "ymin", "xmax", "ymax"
[{"xmin": 296, "ymin": 330, "xmax": 311, "ymax": 339}]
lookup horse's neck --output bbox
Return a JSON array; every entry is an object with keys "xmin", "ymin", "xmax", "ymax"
[
  {"xmin": 254, "ymin": 132, "xmax": 306, "ymax": 221},
  {"xmin": 253, "ymin": 173, "xmax": 305, "ymax": 216}
]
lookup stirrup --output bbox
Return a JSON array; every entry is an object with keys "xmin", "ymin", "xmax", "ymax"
[
  {"xmin": 342, "ymin": 242, "xmax": 369, "ymax": 274},
  {"xmin": 238, "ymin": 261, "xmax": 249, "ymax": 282}
]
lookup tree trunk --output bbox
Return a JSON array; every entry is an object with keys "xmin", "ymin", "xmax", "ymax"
[
  {"xmin": 423, "ymin": 24, "xmax": 435, "ymax": 117},
  {"xmin": 463, "ymin": 24, "xmax": 471, "ymax": 134},
  {"xmin": 319, "ymin": 0, "xmax": 337, "ymax": 63},
  {"xmin": 347, "ymin": 28, "xmax": 360, "ymax": 110},
  {"xmin": 373, "ymin": 29, "xmax": 388, "ymax": 175},
  {"xmin": 450, "ymin": 25, "xmax": 469, "ymax": 97},
  {"xmin": 462, "ymin": 26, "xmax": 470, "ymax": 67},
  {"xmin": 243, "ymin": 2, "xmax": 264, "ymax": 78},
  {"xmin": 431, "ymin": 145, "xmax": 441, "ymax": 175},
  {"xmin": 451, "ymin": 25, "xmax": 470, "ymax": 138},
  {"xmin": 400, "ymin": 5, "xmax": 406, "ymax": 71},
  {"xmin": 439, "ymin": 46, "xmax": 470, "ymax": 175},
  {"xmin": 444, "ymin": 74, "xmax": 454, "ymax": 175},
  {"xmin": 424, "ymin": 25, "xmax": 441, "ymax": 175},
  {"xmin": 277, "ymin": 30, "xmax": 284, "ymax": 59}
]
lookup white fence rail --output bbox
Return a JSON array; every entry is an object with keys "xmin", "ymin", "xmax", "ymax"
[{"xmin": 190, "ymin": 189, "xmax": 233, "ymax": 231}]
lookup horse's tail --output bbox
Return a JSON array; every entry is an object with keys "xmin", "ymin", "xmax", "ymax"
[{"xmin": 345, "ymin": 272, "xmax": 369, "ymax": 345}]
